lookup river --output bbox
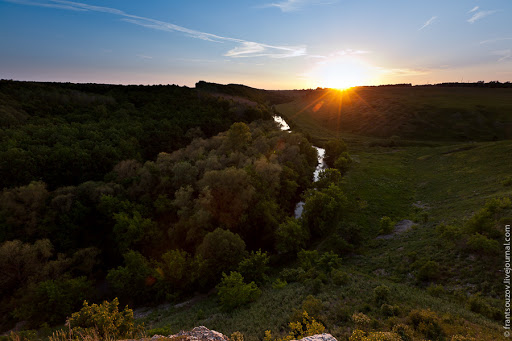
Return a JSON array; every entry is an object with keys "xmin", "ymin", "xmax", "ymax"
[{"xmin": 273, "ymin": 115, "xmax": 327, "ymax": 218}]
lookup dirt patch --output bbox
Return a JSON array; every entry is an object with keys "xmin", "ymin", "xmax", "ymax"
[{"xmin": 377, "ymin": 219, "xmax": 415, "ymax": 240}]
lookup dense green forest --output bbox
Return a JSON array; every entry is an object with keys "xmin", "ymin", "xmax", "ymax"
[
  {"xmin": 0, "ymin": 81, "xmax": 338, "ymax": 334},
  {"xmin": 0, "ymin": 80, "xmax": 272, "ymax": 189}
]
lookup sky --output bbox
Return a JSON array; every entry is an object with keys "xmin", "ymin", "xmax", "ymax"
[{"xmin": 0, "ymin": 0, "xmax": 511, "ymax": 89}]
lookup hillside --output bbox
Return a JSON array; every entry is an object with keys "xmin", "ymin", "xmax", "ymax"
[{"xmin": 276, "ymin": 86, "xmax": 512, "ymax": 142}]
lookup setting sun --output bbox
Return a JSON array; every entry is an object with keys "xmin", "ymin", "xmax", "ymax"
[{"xmin": 306, "ymin": 56, "xmax": 378, "ymax": 89}]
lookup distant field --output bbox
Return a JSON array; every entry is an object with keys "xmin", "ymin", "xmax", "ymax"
[{"xmin": 276, "ymin": 86, "xmax": 512, "ymax": 141}]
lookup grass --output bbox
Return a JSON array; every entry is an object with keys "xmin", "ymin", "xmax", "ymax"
[{"xmin": 276, "ymin": 86, "xmax": 512, "ymax": 142}]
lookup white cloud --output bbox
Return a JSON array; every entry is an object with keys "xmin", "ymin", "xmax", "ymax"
[
  {"xmin": 491, "ymin": 49, "xmax": 512, "ymax": 62},
  {"xmin": 6, "ymin": 0, "xmax": 307, "ymax": 59},
  {"xmin": 377, "ymin": 67, "xmax": 430, "ymax": 76},
  {"xmin": 419, "ymin": 16, "xmax": 437, "ymax": 31},
  {"xmin": 224, "ymin": 42, "xmax": 306, "ymax": 58},
  {"xmin": 480, "ymin": 37, "xmax": 512, "ymax": 44},
  {"xmin": 467, "ymin": 10, "xmax": 498, "ymax": 23},
  {"xmin": 263, "ymin": 0, "xmax": 337, "ymax": 12},
  {"xmin": 468, "ymin": 6, "xmax": 479, "ymax": 13},
  {"xmin": 136, "ymin": 54, "xmax": 152, "ymax": 60}
]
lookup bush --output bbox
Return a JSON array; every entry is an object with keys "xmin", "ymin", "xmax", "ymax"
[
  {"xmin": 408, "ymin": 309, "xmax": 445, "ymax": 340},
  {"xmin": 465, "ymin": 233, "xmax": 500, "ymax": 255},
  {"xmin": 467, "ymin": 293, "xmax": 501, "ymax": 321},
  {"xmin": 436, "ymin": 224, "xmax": 462, "ymax": 241},
  {"xmin": 391, "ymin": 324, "xmax": 413, "ymax": 341},
  {"xmin": 272, "ymin": 278, "xmax": 288, "ymax": 289},
  {"xmin": 373, "ymin": 285, "xmax": 391, "ymax": 305},
  {"xmin": 13, "ymin": 276, "xmax": 93, "ymax": 327},
  {"xmin": 67, "ymin": 298, "xmax": 143, "ymax": 339},
  {"xmin": 352, "ymin": 312, "xmax": 371, "ymax": 331},
  {"xmin": 417, "ymin": 260, "xmax": 440, "ymax": 282},
  {"xmin": 334, "ymin": 153, "xmax": 352, "ymax": 175},
  {"xmin": 380, "ymin": 304, "xmax": 400, "ymax": 317},
  {"xmin": 216, "ymin": 271, "xmax": 261, "ymax": 312},
  {"xmin": 379, "ymin": 216, "xmax": 394, "ymax": 235},
  {"xmin": 349, "ymin": 330, "xmax": 402, "ymax": 341},
  {"xmin": 237, "ymin": 249, "xmax": 270, "ymax": 285},
  {"xmin": 427, "ymin": 284, "xmax": 445, "ymax": 297},
  {"xmin": 275, "ymin": 217, "xmax": 310, "ymax": 254},
  {"xmin": 280, "ymin": 267, "xmax": 306, "ymax": 282},
  {"xmin": 324, "ymin": 139, "xmax": 348, "ymax": 167},
  {"xmin": 331, "ymin": 269, "xmax": 350, "ymax": 285}
]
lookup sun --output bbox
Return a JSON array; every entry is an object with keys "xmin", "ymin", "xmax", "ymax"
[{"xmin": 307, "ymin": 56, "xmax": 377, "ymax": 90}]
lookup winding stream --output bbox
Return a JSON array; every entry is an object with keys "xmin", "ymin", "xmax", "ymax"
[{"xmin": 273, "ymin": 116, "xmax": 327, "ymax": 218}]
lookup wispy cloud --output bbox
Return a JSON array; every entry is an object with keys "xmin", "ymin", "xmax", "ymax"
[
  {"xmin": 480, "ymin": 37, "xmax": 512, "ymax": 45},
  {"xmin": 136, "ymin": 54, "xmax": 152, "ymax": 60},
  {"xmin": 468, "ymin": 6, "xmax": 479, "ymax": 13},
  {"xmin": 467, "ymin": 10, "xmax": 498, "ymax": 23},
  {"xmin": 491, "ymin": 49, "xmax": 512, "ymax": 62},
  {"xmin": 263, "ymin": 0, "xmax": 337, "ymax": 12},
  {"xmin": 377, "ymin": 67, "xmax": 430, "ymax": 76},
  {"xmin": 419, "ymin": 16, "xmax": 437, "ymax": 31},
  {"xmin": 4, "ymin": 0, "xmax": 307, "ymax": 59}
]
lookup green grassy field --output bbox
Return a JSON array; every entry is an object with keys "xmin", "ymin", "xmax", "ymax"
[{"xmin": 277, "ymin": 86, "xmax": 512, "ymax": 142}]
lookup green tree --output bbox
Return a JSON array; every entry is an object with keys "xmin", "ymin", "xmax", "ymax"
[
  {"xmin": 238, "ymin": 250, "xmax": 270, "ymax": 285},
  {"xmin": 275, "ymin": 217, "xmax": 310, "ymax": 254},
  {"xmin": 216, "ymin": 271, "xmax": 261, "ymax": 311},
  {"xmin": 324, "ymin": 139, "xmax": 348, "ymax": 167},
  {"xmin": 197, "ymin": 228, "xmax": 247, "ymax": 280},
  {"xmin": 106, "ymin": 250, "xmax": 156, "ymax": 304}
]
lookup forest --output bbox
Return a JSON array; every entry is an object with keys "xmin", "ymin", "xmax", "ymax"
[{"xmin": 0, "ymin": 81, "xmax": 354, "ymax": 334}]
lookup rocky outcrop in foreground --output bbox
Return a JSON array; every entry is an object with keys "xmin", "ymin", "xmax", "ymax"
[{"xmin": 148, "ymin": 326, "xmax": 337, "ymax": 341}]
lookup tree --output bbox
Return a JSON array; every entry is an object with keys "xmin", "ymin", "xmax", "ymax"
[
  {"xmin": 227, "ymin": 122, "xmax": 252, "ymax": 150},
  {"xmin": 324, "ymin": 139, "xmax": 348, "ymax": 167},
  {"xmin": 238, "ymin": 250, "xmax": 270, "ymax": 285},
  {"xmin": 302, "ymin": 184, "xmax": 347, "ymax": 236},
  {"xmin": 106, "ymin": 250, "xmax": 156, "ymax": 304},
  {"xmin": 276, "ymin": 217, "xmax": 310, "ymax": 254},
  {"xmin": 197, "ymin": 228, "xmax": 247, "ymax": 280},
  {"xmin": 216, "ymin": 271, "xmax": 261, "ymax": 311},
  {"xmin": 198, "ymin": 168, "xmax": 255, "ymax": 229}
]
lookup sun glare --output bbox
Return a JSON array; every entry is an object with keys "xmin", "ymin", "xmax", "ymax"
[{"xmin": 307, "ymin": 56, "xmax": 377, "ymax": 90}]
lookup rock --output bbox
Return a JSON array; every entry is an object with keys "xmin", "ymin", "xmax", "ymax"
[
  {"xmin": 294, "ymin": 334, "xmax": 337, "ymax": 341},
  {"xmin": 138, "ymin": 327, "xmax": 337, "ymax": 341},
  {"xmin": 168, "ymin": 326, "xmax": 229, "ymax": 341}
]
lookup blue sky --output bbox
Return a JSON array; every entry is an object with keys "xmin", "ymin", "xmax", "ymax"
[{"xmin": 0, "ymin": 0, "xmax": 511, "ymax": 89}]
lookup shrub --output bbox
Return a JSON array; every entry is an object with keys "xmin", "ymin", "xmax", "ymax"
[
  {"xmin": 349, "ymin": 330, "xmax": 402, "ymax": 341},
  {"xmin": 380, "ymin": 304, "xmax": 400, "ymax": 317},
  {"xmin": 280, "ymin": 267, "xmax": 306, "ymax": 282},
  {"xmin": 324, "ymin": 139, "xmax": 348, "ymax": 167},
  {"xmin": 373, "ymin": 285, "xmax": 391, "ymax": 305},
  {"xmin": 334, "ymin": 153, "xmax": 352, "ymax": 175},
  {"xmin": 465, "ymin": 233, "xmax": 500, "ymax": 255},
  {"xmin": 216, "ymin": 271, "xmax": 261, "ymax": 312},
  {"xmin": 417, "ymin": 260, "xmax": 440, "ymax": 282},
  {"xmin": 275, "ymin": 217, "xmax": 310, "ymax": 254},
  {"xmin": 272, "ymin": 278, "xmax": 288, "ymax": 289},
  {"xmin": 331, "ymin": 269, "xmax": 350, "ymax": 285},
  {"xmin": 467, "ymin": 293, "xmax": 501, "ymax": 321},
  {"xmin": 436, "ymin": 224, "xmax": 462, "ymax": 241},
  {"xmin": 237, "ymin": 249, "xmax": 270, "ymax": 285},
  {"xmin": 427, "ymin": 284, "xmax": 445, "ymax": 297},
  {"xmin": 230, "ymin": 331, "xmax": 244, "ymax": 341},
  {"xmin": 464, "ymin": 197, "xmax": 511, "ymax": 239},
  {"xmin": 67, "ymin": 298, "xmax": 143, "ymax": 339},
  {"xmin": 316, "ymin": 251, "xmax": 342, "ymax": 273},
  {"xmin": 408, "ymin": 309, "xmax": 445, "ymax": 340},
  {"xmin": 391, "ymin": 324, "xmax": 413, "ymax": 341},
  {"xmin": 503, "ymin": 177, "xmax": 512, "ymax": 187},
  {"xmin": 379, "ymin": 217, "xmax": 394, "ymax": 235},
  {"xmin": 13, "ymin": 276, "xmax": 93, "ymax": 327},
  {"xmin": 352, "ymin": 312, "xmax": 371, "ymax": 331}
]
